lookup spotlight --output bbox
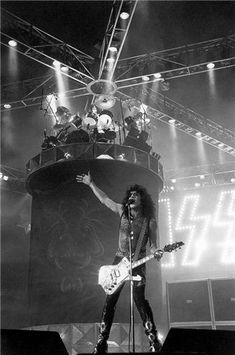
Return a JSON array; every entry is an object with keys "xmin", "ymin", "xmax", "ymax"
[
  {"xmin": 153, "ymin": 73, "xmax": 162, "ymax": 79},
  {"xmin": 142, "ymin": 75, "xmax": 149, "ymax": 81},
  {"xmin": 109, "ymin": 46, "xmax": 118, "ymax": 53},
  {"xmin": 218, "ymin": 143, "xmax": 224, "ymax": 148},
  {"xmin": 120, "ymin": 12, "xmax": 129, "ymax": 20},
  {"xmin": 3, "ymin": 175, "xmax": 9, "ymax": 181},
  {"xmin": 8, "ymin": 40, "xmax": 17, "ymax": 47},
  {"xmin": 231, "ymin": 178, "xmax": 235, "ymax": 183},
  {"xmin": 53, "ymin": 60, "xmax": 61, "ymax": 68},
  {"xmin": 207, "ymin": 62, "xmax": 215, "ymax": 69},
  {"xmin": 61, "ymin": 66, "xmax": 69, "ymax": 72},
  {"xmin": 168, "ymin": 119, "xmax": 176, "ymax": 124},
  {"xmin": 196, "ymin": 131, "xmax": 202, "ymax": 137},
  {"xmin": 194, "ymin": 182, "xmax": 201, "ymax": 188},
  {"xmin": 171, "ymin": 179, "xmax": 176, "ymax": 183},
  {"xmin": 107, "ymin": 57, "xmax": 115, "ymax": 63},
  {"xmin": 3, "ymin": 104, "xmax": 12, "ymax": 109}
]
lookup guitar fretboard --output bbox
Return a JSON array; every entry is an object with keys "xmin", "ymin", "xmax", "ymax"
[{"xmin": 132, "ymin": 254, "xmax": 155, "ymax": 269}]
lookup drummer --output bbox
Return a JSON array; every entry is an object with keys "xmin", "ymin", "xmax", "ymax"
[{"xmin": 53, "ymin": 106, "xmax": 79, "ymax": 142}]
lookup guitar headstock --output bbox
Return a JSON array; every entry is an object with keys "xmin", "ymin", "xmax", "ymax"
[{"xmin": 163, "ymin": 241, "xmax": 184, "ymax": 253}]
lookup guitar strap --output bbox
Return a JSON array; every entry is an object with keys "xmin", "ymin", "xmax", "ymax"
[{"xmin": 132, "ymin": 217, "xmax": 149, "ymax": 262}]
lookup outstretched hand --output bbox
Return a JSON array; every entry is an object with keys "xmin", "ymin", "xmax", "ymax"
[{"xmin": 76, "ymin": 171, "xmax": 92, "ymax": 186}]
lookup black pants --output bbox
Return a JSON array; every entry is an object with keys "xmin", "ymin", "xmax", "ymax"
[{"xmin": 99, "ymin": 255, "xmax": 156, "ymax": 339}]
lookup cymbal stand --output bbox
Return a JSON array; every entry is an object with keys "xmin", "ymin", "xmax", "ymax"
[{"xmin": 119, "ymin": 98, "xmax": 126, "ymax": 145}]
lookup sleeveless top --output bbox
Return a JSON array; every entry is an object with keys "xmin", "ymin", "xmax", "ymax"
[{"xmin": 116, "ymin": 213, "xmax": 149, "ymax": 259}]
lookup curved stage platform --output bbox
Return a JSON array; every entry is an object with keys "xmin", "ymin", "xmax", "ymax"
[
  {"xmin": 25, "ymin": 143, "xmax": 164, "ymax": 327},
  {"xmin": 26, "ymin": 142, "xmax": 164, "ymax": 197}
]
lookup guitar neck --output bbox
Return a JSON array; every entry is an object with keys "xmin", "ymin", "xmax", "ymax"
[{"xmin": 132, "ymin": 253, "xmax": 155, "ymax": 269}]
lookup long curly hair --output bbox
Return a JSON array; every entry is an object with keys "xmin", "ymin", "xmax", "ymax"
[{"xmin": 122, "ymin": 184, "xmax": 156, "ymax": 218}]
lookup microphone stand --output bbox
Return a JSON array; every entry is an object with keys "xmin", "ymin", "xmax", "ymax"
[{"xmin": 127, "ymin": 205, "xmax": 135, "ymax": 353}]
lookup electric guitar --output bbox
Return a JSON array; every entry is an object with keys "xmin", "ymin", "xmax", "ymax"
[{"xmin": 98, "ymin": 241, "xmax": 184, "ymax": 295}]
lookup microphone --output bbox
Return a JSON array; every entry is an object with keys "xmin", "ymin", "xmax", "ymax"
[{"xmin": 126, "ymin": 198, "xmax": 135, "ymax": 206}]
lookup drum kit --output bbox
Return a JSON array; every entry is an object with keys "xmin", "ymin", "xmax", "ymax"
[
  {"xmin": 41, "ymin": 96, "xmax": 120, "ymax": 150},
  {"xmin": 41, "ymin": 96, "xmax": 152, "ymax": 152}
]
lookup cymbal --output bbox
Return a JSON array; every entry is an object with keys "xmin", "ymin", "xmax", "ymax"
[
  {"xmin": 55, "ymin": 106, "xmax": 71, "ymax": 117},
  {"xmin": 95, "ymin": 95, "xmax": 116, "ymax": 109}
]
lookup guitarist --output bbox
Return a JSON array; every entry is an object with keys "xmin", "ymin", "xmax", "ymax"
[{"xmin": 76, "ymin": 172, "xmax": 163, "ymax": 353}]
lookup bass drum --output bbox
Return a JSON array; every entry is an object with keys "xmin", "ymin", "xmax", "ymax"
[
  {"xmin": 65, "ymin": 129, "xmax": 90, "ymax": 144},
  {"xmin": 97, "ymin": 110, "xmax": 113, "ymax": 132}
]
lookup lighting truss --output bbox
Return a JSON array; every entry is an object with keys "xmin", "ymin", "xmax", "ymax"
[
  {"xmin": 117, "ymin": 89, "xmax": 235, "ymax": 157},
  {"xmin": 98, "ymin": 0, "xmax": 138, "ymax": 81},
  {"xmin": 115, "ymin": 35, "xmax": 235, "ymax": 80},
  {"xmin": 1, "ymin": 7, "xmax": 235, "ymax": 157},
  {"xmin": 1, "ymin": 9, "xmax": 95, "ymax": 83},
  {"xmin": 116, "ymin": 56, "xmax": 235, "ymax": 89},
  {"xmin": 1, "ymin": 87, "xmax": 90, "ymax": 111},
  {"xmin": 162, "ymin": 161, "xmax": 235, "ymax": 192},
  {"xmin": 2, "ymin": 75, "xmax": 55, "ymax": 103}
]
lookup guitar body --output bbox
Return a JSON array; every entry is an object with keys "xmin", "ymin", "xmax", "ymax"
[
  {"xmin": 98, "ymin": 257, "xmax": 131, "ymax": 295},
  {"xmin": 98, "ymin": 241, "xmax": 184, "ymax": 295}
]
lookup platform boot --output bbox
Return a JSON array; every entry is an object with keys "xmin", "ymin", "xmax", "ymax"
[
  {"xmin": 144, "ymin": 319, "xmax": 162, "ymax": 353},
  {"xmin": 93, "ymin": 303, "xmax": 115, "ymax": 354},
  {"xmin": 93, "ymin": 320, "xmax": 109, "ymax": 354}
]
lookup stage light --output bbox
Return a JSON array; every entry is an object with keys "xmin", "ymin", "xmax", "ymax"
[
  {"xmin": 61, "ymin": 66, "xmax": 69, "ymax": 72},
  {"xmin": 194, "ymin": 182, "xmax": 201, "ymax": 188},
  {"xmin": 207, "ymin": 62, "xmax": 215, "ymax": 69},
  {"xmin": 153, "ymin": 72, "xmax": 162, "ymax": 79},
  {"xmin": 3, "ymin": 104, "xmax": 12, "ymax": 109},
  {"xmin": 3, "ymin": 175, "xmax": 9, "ymax": 181},
  {"xmin": 231, "ymin": 178, "xmax": 235, "ymax": 183},
  {"xmin": 168, "ymin": 119, "xmax": 176, "ymax": 124},
  {"xmin": 196, "ymin": 131, "xmax": 202, "ymax": 137},
  {"xmin": 218, "ymin": 143, "xmax": 224, "ymax": 148},
  {"xmin": 120, "ymin": 12, "xmax": 129, "ymax": 20},
  {"xmin": 200, "ymin": 175, "xmax": 205, "ymax": 180},
  {"xmin": 109, "ymin": 46, "xmax": 118, "ymax": 53},
  {"xmin": 107, "ymin": 57, "xmax": 115, "ymax": 63},
  {"xmin": 142, "ymin": 75, "xmax": 150, "ymax": 81},
  {"xmin": 171, "ymin": 179, "xmax": 176, "ymax": 183},
  {"xmin": 8, "ymin": 40, "xmax": 17, "ymax": 47},
  {"xmin": 53, "ymin": 60, "xmax": 61, "ymax": 68}
]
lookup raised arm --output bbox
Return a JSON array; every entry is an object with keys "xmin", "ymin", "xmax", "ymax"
[{"xmin": 76, "ymin": 171, "xmax": 122, "ymax": 215}]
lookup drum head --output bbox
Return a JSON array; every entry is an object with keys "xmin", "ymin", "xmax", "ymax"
[
  {"xmin": 98, "ymin": 110, "xmax": 113, "ymax": 130},
  {"xmin": 83, "ymin": 115, "xmax": 97, "ymax": 127}
]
